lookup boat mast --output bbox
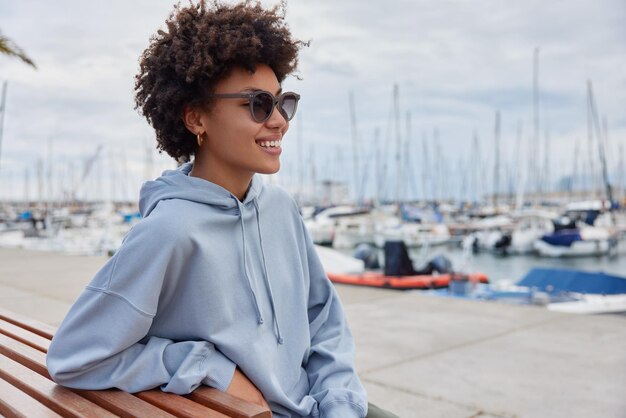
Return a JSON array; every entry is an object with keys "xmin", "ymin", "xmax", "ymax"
[
  {"xmin": 433, "ymin": 127, "xmax": 439, "ymax": 201},
  {"xmin": 309, "ymin": 144, "xmax": 317, "ymax": 204},
  {"xmin": 297, "ymin": 112, "xmax": 303, "ymax": 203},
  {"xmin": 393, "ymin": 84, "xmax": 401, "ymax": 208},
  {"xmin": 374, "ymin": 127, "xmax": 381, "ymax": 205},
  {"xmin": 47, "ymin": 138, "xmax": 53, "ymax": 208},
  {"xmin": 471, "ymin": 131, "xmax": 480, "ymax": 203},
  {"xmin": 0, "ymin": 81, "xmax": 7, "ymax": 171},
  {"xmin": 571, "ymin": 140, "xmax": 580, "ymax": 201},
  {"xmin": 532, "ymin": 47, "xmax": 541, "ymax": 204},
  {"xmin": 421, "ymin": 132, "xmax": 429, "ymax": 202},
  {"xmin": 543, "ymin": 129, "xmax": 550, "ymax": 196},
  {"xmin": 36, "ymin": 158, "xmax": 44, "ymax": 206},
  {"xmin": 23, "ymin": 166, "xmax": 30, "ymax": 204},
  {"xmin": 603, "ymin": 116, "xmax": 610, "ymax": 201},
  {"xmin": 587, "ymin": 80, "xmax": 614, "ymax": 219},
  {"xmin": 514, "ymin": 120, "xmax": 526, "ymax": 209},
  {"xmin": 587, "ymin": 81, "xmax": 596, "ymax": 198},
  {"xmin": 459, "ymin": 157, "xmax": 467, "ymax": 203},
  {"xmin": 349, "ymin": 92, "xmax": 359, "ymax": 204},
  {"xmin": 404, "ymin": 112, "xmax": 416, "ymax": 201},
  {"xmin": 617, "ymin": 144, "xmax": 626, "ymax": 202},
  {"xmin": 493, "ymin": 110, "xmax": 501, "ymax": 208}
]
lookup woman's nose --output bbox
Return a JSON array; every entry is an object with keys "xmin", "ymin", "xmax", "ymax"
[{"xmin": 265, "ymin": 104, "xmax": 288, "ymax": 129}]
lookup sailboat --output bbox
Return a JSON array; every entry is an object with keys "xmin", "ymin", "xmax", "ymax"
[
  {"xmin": 534, "ymin": 82, "xmax": 618, "ymax": 258},
  {"xmin": 533, "ymin": 201, "xmax": 617, "ymax": 257}
]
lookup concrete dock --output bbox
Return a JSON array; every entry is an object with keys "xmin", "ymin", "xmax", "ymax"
[{"xmin": 1, "ymin": 247, "xmax": 625, "ymax": 417}]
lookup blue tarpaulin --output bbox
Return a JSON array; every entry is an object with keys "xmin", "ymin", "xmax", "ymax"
[{"xmin": 517, "ymin": 268, "xmax": 626, "ymax": 295}]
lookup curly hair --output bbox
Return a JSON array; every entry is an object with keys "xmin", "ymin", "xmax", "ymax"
[{"xmin": 134, "ymin": 0, "xmax": 304, "ymax": 161}]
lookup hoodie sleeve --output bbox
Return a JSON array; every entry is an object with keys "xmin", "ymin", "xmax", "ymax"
[
  {"xmin": 46, "ymin": 217, "xmax": 236, "ymax": 395},
  {"xmin": 300, "ymin": 220, "xmax": 368, "ymax": 418}
]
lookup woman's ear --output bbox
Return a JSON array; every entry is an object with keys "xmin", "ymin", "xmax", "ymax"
[{"xmin": 182, "ymin": 105, "xmax": 205, "ymax": 135}]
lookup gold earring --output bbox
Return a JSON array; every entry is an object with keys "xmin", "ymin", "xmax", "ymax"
[{"xmin": 197, "ymin": 131, "xmax": 204, "ymax": 147}]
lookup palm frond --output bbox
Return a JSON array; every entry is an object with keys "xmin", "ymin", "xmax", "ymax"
[{"xmin": 0, "ymin": 33, "xmax": 36, "ymax": 69}]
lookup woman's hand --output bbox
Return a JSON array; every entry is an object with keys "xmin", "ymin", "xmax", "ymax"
[{"xmin": 226, "ymin": 368, "xmax": 271, "ymax": 413}]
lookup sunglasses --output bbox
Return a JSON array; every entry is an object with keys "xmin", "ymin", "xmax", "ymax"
[{"xmin": 210, "ymin": 90, "xmax": 301, "ymax": 123}]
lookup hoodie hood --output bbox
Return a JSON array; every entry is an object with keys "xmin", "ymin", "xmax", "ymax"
[{"xmin": 139, "ymin": 162, "xmax": 264, "ymax": 217}]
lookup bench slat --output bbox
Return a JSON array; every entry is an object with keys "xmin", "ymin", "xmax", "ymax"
[
  {"xmin": 0, "ymin": 333, "xmax": 49, "ymax": 378},
  {"xmin": 0, "ymin": 318, "xmax": 51, "ymax": 353},
  {"xmin": 0, "ymin": 308, "xmax": 55, "ymax": 340},
  {"xmin": 74, "ymin": 389, "xmax": 179, "ymax": 418},
  {"xmin": 0, "ymin": 376, "xmax": 63, "ymax": 418},
  {"xmin": 0, "ymin": 354, "xmax": 118, "ymax": 418},
  {"xmin": 137, "ymin": 390, "xmax": 230, "ymax": 418},
  {"xmin": 187, "ymin": 386, "xmax": 272, "ymax": 418}
]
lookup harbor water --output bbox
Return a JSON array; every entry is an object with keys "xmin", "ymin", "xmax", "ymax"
[
  {"xmin": 422, "ymin": 243, "xmax": 626, "ymax": 283},
  {"xmin": 336, "ymin": 242, "xmax": 626, "ymax": 284}
]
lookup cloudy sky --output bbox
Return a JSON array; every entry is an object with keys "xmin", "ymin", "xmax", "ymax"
[{"xmin": 1, "ymin": 0, "xmax": 625, "ymax": 202}]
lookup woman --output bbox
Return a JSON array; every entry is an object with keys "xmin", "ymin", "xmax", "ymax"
[{"xmin": 47, "ymin": 2, "xmax": 396, "ymax": 417}]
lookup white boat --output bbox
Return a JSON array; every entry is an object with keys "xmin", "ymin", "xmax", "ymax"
[
  {"xmin": 304, "ymin": 206, "xmax": 370, "ymax": 246},
  {"xmin": 314, "ymin": 244, "xmax": 364, "ymax": 274},
  {"xmin": 468, "ymin": 210, "xmax": 556, "ymax": 255},
  {"xmin": 374, "ymin": 222, "xmax": 451, "ymax": 248},
  {"xmin": 548, "ymin": 294, "xmax": 626, "ymax": 314},
  {"xmin": 332, "ymin": 216, "xmax": 376, "ymax": 249},
  {"xmin": 332, "ymin": 210, "xmax": 397, "ymax": 249},
  {"xmin": 461, "ymin": 215, "xmax": 514, "ymax": 251},
  {"xmin": 533, "ymin": 225, "xmax": 616, "ymax": 257},
  {"xmin": 0, "ymin": 229, "xmax": 26, "ymax": 247},
  {"xmin": 533, "ymin": 201, "xmax": 618, "ymax": 257},
  {"xmin": 506, "ymin": 211, "xmax": 556, "ymax": 254}
]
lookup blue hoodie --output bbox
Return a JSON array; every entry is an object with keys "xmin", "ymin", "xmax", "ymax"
[{"xmin": 46, "ymin": 162, "xmax": 367, "ymax": 418}]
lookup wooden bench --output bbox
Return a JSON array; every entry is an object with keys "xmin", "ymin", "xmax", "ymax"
[{"xmin": 0, "ymin": 308, "xmax": 272, "ymax": 418}]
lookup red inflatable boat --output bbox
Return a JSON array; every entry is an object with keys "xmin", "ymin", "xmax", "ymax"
[{"xmin": 327, "ymin": 271, "xmax": 489, "ymax": 290}]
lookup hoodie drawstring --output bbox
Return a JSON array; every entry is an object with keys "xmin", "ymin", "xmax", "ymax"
[
  {"xmin": 236, "ymin": 199, "xmax": 283, "ymax": 344},
  {"xmin": 237, "ymin": 200, "xmax": 264, "ymax": 325},
  {"xmin": 254, "ymin": 200, "xmax": 284, "ymax": 345}
]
